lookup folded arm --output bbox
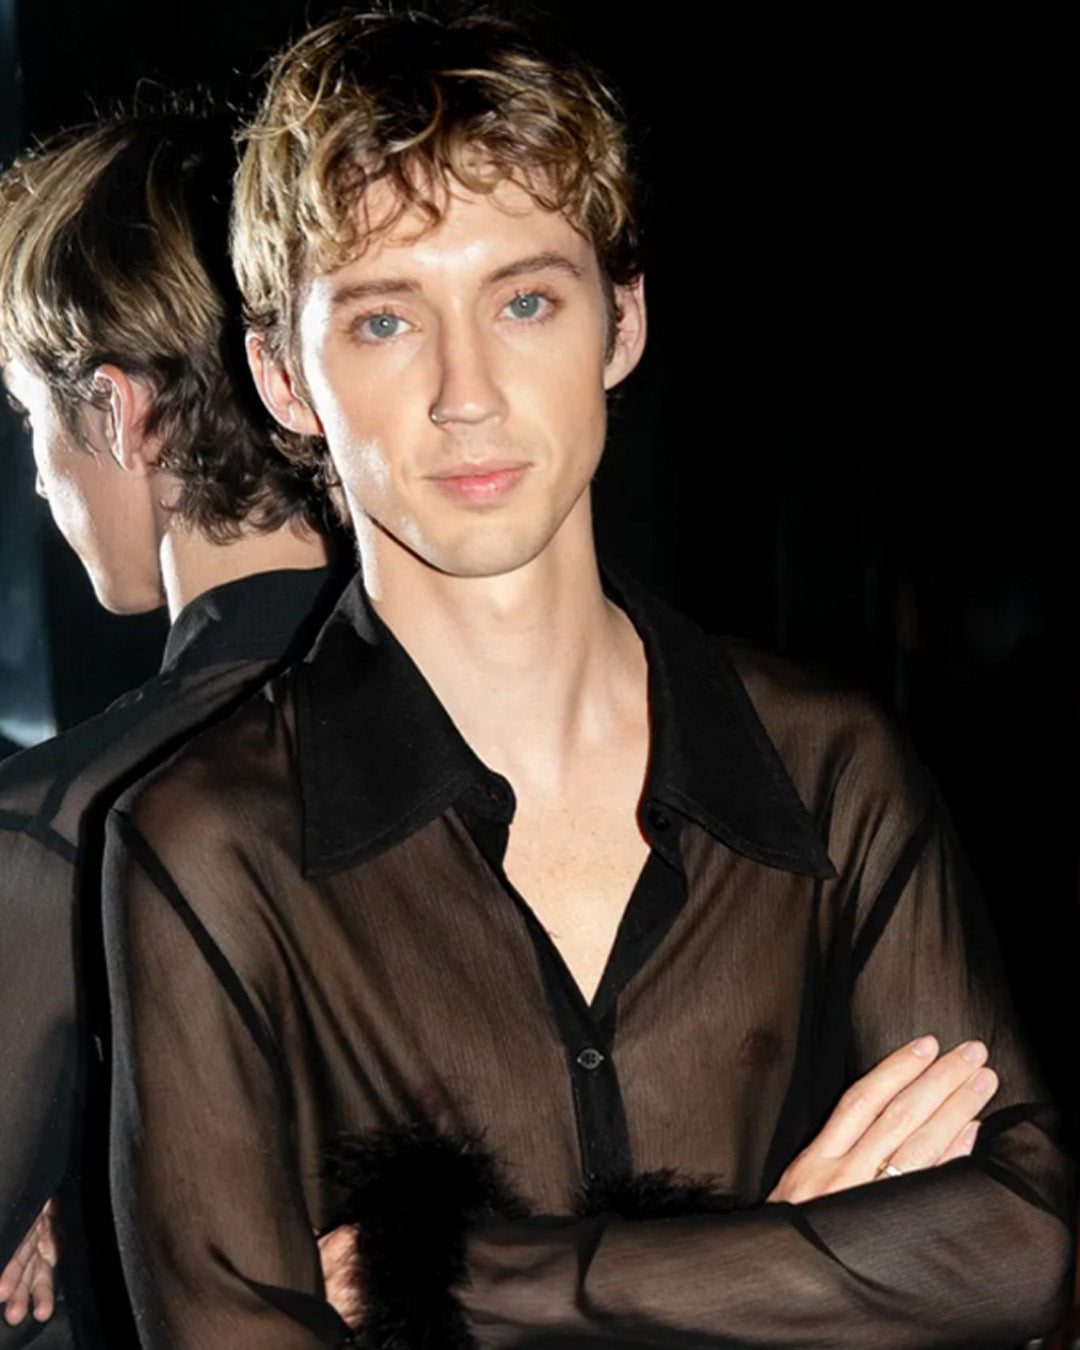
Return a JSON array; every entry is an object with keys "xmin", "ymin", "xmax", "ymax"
[
  {"xmin": 104, "ymin": 812, "xmax": 350, "ymax": 1350},
  {"xmin": 345, "ymin": 787, "xmax": 1074, "ymax": 1347},
  {"xmin": 102, "ymin": 742, "xmax": 1076, "ymax": 1349}
]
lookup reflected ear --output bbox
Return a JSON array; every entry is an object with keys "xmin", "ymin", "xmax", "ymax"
[
  {"xmin": 245, "ymin": 332, "xmax": 324, "ymax": 438},
  {"xmin": 91, "ymin": 365, "xmax": 159, "ymax": 474},
  {"xmin": 603, "ymin": 275, "xmax": 647, "ymax": 392}
]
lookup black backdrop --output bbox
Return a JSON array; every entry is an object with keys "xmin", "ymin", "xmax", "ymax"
[{"xmin": 0, "ymin": 4, "xmax": 1074, "ymax": 1118}]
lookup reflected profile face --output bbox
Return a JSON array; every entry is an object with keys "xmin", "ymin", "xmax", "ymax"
[
  {"xmin": 2, "ymin": 359, "xmax": 163, "ymax": 614},
  {"xmin": 294, "ymin": 180, "xmax": 643, "ymax": 579}
]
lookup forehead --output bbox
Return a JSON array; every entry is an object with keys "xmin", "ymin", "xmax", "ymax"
[{"xmin": 314, "ymin": 178, "xmax": 597, "ymax": 295}]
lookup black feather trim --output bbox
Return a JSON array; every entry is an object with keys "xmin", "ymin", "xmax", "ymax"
[
  {"xmin": 324, "ymin": 1120, "xmax": 528, "ymax": 1350},
  {"xmin": 576, "ymin": 1168, "xmax": 737, "ymax": 1219},
  {"xmin": 326, "ymin": 1124, "xmax": 737, "ymax": 1348}
]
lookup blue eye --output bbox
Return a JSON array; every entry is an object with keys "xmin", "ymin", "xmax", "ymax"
[
  {"xmin": 505, "ymin": 293, "xmax": 546, "ymax": 320},
  {"xmin": 360, "ymin": 313, "xmax": 406, "ymax": 340}
]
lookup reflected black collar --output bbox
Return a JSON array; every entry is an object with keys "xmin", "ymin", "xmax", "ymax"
[
  {"xmin": 296, "ymin": 572, "xmax": 835, "ymax": 881},
  {"xmin": 162, "ymin": 567, "xmax": 336, "ymax": 675}
]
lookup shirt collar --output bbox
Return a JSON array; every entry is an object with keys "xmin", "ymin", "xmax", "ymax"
[
  {"xmin": 609, "ymin": 573, "xmax": 835, "ymax": 879},
  {"xmin": 296, "ymin": 572, "xmax": 835, "ymax": 881},
  {"xmin": 162, "ymin": 566, "xmax": 340, "ymax": 675}
]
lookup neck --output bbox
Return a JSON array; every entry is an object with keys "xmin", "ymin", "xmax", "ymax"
[
  {"xmin": 362, "ymin": 495, "xmax": 645, "ymax": 788},
  {"xmin": 159, "ymin": 518, "xmax": 329, "ymax": 621}
]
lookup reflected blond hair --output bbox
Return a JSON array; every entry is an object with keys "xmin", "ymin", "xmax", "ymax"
[{"xmin": 0, "ymin": 118, "xmax": 326, "ymax": 538}]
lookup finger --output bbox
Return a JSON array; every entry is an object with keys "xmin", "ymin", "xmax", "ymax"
[
  {"xmin": 2, "ymin": 1276, "xmax": 28, "ymax": 1325},
  {"xmin": 37, "ymin": 1211, "xmax": 58, "ymax": 1267},
  {"xmin": 812, "ymin": 1035, "xmax": 940, "ymax": 1158},
  {"xmin": 0, "ymin": 1228, "xmax": 35, "ymax": 1305},
  {"xmin": 888, "ymin": 1069, "xmax": 997, "ymax": 1174},
  {"xmin": 318, "ymin": 1225, "xmax": 355, "ymax": 1269},
  {"xmin": 845, "ymin": 1039, "xmax": 988, "ymax": 1173},
  {"xmin": 937, "ymin": 1120, "xmax": 981, "ymax": 1165},
  {"xmin": 318, "ymin": 1224, "xmax": 363, "ymax": 1329},
  {"xmin": 0, "ymin": 1258, "xmax": 18, "ymax": 1303},
  {"xmin": 0, "ymin": 1242, "xmax": 34, "ymax": 1306},
  {"xmin": 29, "ymin": 1258, "xmax": 55, "ymax": 1322}
]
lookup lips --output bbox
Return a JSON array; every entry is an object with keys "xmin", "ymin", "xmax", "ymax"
[{"xmin": 426, "ymin": 462, "xmax": 530, "ymax": 505}]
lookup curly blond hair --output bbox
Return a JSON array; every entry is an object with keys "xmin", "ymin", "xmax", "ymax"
[{"xmin": 233, "ymin": 9, "xmax": 640, "ymax": 369}]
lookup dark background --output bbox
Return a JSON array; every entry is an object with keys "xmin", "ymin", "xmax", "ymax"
[{"xmin": 0, "ymin": 5, "xmax": 1074, "ymax": 1114}]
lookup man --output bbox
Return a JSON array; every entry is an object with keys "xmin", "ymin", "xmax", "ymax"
[
  {"xmin": 0, "ymin": 115, "xmax": 344, "ymax": 1345},
  {"xmin": 103, "ymin": 12, "xmax": 1073, "ymax": 1348}
]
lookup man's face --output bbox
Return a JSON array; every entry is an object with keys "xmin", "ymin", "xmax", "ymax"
[
  {"xmin": 293, "ymin": 179, "xmax": 644, "ymax": 580},
  {"xmin": 2, "ymin": 359, "xmax": 163, "ymax": 614}
]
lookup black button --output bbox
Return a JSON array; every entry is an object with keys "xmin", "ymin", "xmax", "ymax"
[
  {"xmin": 647, "ymin": 805, "xmax": 671, "ymax": 831},
  {"xmin": 576, "ymin": 1047, "xmax": 604, "ymax": 1071}
]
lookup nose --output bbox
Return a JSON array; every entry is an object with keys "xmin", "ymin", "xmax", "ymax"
[{"xmin": 429, "ymin": 314, "xmax": 507, "ymax": 429}]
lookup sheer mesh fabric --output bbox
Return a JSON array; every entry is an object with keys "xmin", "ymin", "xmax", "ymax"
[
  {"xmin": 0, "ymin": 837, "xmax": 77, "ymax": 1265},
  {"xmin": 103, "ymin": 582, "xmax": 1074, "ymax": 1349},
  {"xmin": 455, "ymin": 663, "xmax": 1074, "ymax": 1346},
  {"xmin": 0, "ymin": 567, "xmax": 338, "ymax": 1347},
  {"xmin": 0, "ymin": 664, "xmax": 281, "ymax": 1349}
]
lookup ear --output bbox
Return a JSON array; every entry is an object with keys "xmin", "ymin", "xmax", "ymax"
[
  {"xmin": 603, "ymin": 274, "xmax": 647, "ymax": 392},
  {"xmin": 92, "ymin": 365, "xmax": 160, "ymax": 474},
  {"xmin": 245, "ymin": 331, "xmax": 324, "ymax": 438}
]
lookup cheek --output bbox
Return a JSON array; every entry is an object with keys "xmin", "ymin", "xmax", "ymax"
[
  {"xmin": 519, "ymin": 345, "xmax": 607, "ymax": 461},
  {"xmin": 527, "ymin": 309, "xmax": 608, "ymax": 418},
  {"xmin": 51, "ymin": 468, "xmax": 114, "ymax": 562},
  {"xmin": 334, "ymin": 433, "xmax": 414, "ymax": 532},
  {"xmin": 306, "ymin": 348, "xmax": 408, "ymax": 462},
  {"xmin": 34, "ymin": 439, "xmax": 90, "ymax": 535},
  {"xmin": 342, "ymin": 436, "xmax": 393, "ymax": 500}
]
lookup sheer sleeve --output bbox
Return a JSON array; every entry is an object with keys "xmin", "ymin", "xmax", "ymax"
[
  {"xmin": 419, "ymin": 726, "xmax": 1075, "ymax": 1347},
  {"xmin": 0, "ymin": 834, "xmax": 76, "ymax": 1266},
  {"xmin": 103, "ymin": 811, "xmax": 349, "ymax": 1350}
]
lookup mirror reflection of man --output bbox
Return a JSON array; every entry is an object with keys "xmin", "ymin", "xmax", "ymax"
[
  {"xmin": 104, "ymin": 13, "xmax": 1073, "ymax": 1347},
  {"xmin": 0, "ymin": 115, "xmax": 344, "ymax": 1345}
]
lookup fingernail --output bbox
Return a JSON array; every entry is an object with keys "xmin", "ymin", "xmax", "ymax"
[
  {"xmin": 961, "ymin": 1122, "xmax": 980, "ymax": 1150},
  {"xmin": 910, "ymin": 1035, "xmax": 937, "ymax": 1057},
  {"xmin": 961, "ymin": 1040, "xmax": 987, "ymax": 1063},
  {"xmin": 971, "ymin": 1069, "xmax": 996, "ymax": 1093}
]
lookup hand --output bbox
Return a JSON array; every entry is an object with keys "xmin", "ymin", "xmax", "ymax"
[
  {"xmin": 318, "ymin": 1223, "xmax": 363, "ymax": 1329},
  {"xmin": 768, "ymin": 1035, "xmax": 997, "ymax": 1204},
  {"xmin": 0, "ymin": 1200, "xmax": 58, "ymax": 1326}
]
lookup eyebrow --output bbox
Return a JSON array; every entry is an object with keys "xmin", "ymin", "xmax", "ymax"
[
  {"xmin": 485, "ymin": 251, "xmax": 583, "ymax": 285},
  {"xmin": 328, "ymin": 251, "xmax": 583, "ymax": 310},
  {"xmin": 328, "ymin": 278, "xmax": 419, "ymax": 309}
]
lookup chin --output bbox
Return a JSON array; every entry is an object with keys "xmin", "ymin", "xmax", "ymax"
[
  {"xmin": 420, "ymin": 524, "xmax": 556, "ymax": 581},
  {"xmin": 91, "ymin": 573, "xmax": 166, "ymax": 617}
]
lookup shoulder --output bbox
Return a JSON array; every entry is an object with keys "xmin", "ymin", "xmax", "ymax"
[
  {"xmin": 0, "ymin": 673, "xmax": 178, "ymax": 854},
  {"xmin": 723, "ymin": 641, "xmax": 936, "ymax": 852},
  {"xmin": 104, "ymin": 675, "xmax": 305, "ymax": 1011},
  {"xmin": 109, "ymin": 672, "xmax": 300, "ymax": 878},
  {"xmin": 728, "ymin": 644, "xmax": 911, "ymax": 768},
  {"xmin": 1, "ymin": 654, "xmax": 289, "ymax": 858}
]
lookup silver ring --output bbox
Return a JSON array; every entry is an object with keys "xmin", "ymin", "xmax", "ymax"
[
  {"xmin": 877, "ymin": 1161, "xmax": 904, "ymax": 1179},
  {"xmin": 430, "ymin": 407, "xmax": 446, "ymax": 425}
]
